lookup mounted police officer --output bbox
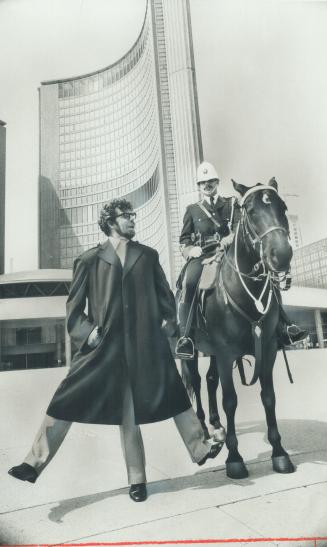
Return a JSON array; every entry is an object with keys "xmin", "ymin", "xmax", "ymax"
[{"xmin": 175, "ymin": 161, "xmax": 307, "ymax": 360}]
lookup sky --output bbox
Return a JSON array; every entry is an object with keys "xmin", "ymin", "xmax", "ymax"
[{"xmin": 0, "ymin": 0, "xmax": 326, "ymax": 272}]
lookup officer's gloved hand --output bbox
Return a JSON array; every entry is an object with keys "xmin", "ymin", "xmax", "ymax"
[
  {"xmin": 220, "ymin": 233, "xmax": 234, "ymax": 249},
  {"xmin": 188, "ymin": 246, "xmax": 203, "ymax": 258}
]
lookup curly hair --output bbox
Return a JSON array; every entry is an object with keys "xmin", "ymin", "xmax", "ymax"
[{"xmin": 98, "ymin": 198, "xmax": 133, "ymax": 236}]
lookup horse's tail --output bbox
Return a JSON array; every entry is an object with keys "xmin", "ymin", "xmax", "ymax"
[{"xmin": 181, "ymin": 360, "xmax": 195, "ymax": 400}]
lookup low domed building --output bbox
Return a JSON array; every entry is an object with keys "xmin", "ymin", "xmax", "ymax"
[{"xmin": 0, "ymin": 270, "xmax": 72, "ymax": 370}]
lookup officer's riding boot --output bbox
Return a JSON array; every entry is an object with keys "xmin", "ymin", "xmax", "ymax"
[
  {"xmin": 175, "ymin": 302, "xmax": 195, "ymax": 359},
  {"xmin": 278, "ymin": 305, "xmax": 307, "ymax": 346}
]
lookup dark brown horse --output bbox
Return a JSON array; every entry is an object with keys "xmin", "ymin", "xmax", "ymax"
[{"xmin": 181, "ymin": 178, "xmax": 295, "ymax": 479}]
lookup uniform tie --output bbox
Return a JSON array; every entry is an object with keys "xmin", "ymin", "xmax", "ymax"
[{"xmin": 210, "ymin": 196, "xmax": 215, "ymax": 209}]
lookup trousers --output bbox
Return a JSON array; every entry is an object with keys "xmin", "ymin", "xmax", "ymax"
[
  {"xmin": 177, "ymin": 257, "xmax": 204, "ymax": 336},
  {"xmin": 24, "ymin": 379, "xmax": 211, "ymax": 485}
]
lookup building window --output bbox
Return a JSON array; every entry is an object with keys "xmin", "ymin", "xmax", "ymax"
[{"xmin": 16, "ymin": 327, "xmax": 42, "ymax": 346}]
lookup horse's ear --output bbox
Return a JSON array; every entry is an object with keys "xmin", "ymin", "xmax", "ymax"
[
  {"xmin": 231, "ymin": 179, "xmax": 248, "ymax": 196},
  {"xmin": 268, "ymin": 177, "xmax": 278, "ymax": 191}
]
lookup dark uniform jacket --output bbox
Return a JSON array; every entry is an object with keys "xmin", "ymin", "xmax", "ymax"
[
  {"xmin": 180, "ymin": 195, "xmax": 240, "ymax": 259},
  {"xmin": 47, "ymin": 239, "xmax": 191, "ymax": 425}
]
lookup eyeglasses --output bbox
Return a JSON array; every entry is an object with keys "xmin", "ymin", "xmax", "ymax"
[{"xmin": 114, "ymin": 212, "xmax": 137, "ymax": 221}]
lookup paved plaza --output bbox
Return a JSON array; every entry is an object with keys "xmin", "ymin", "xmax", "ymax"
[{"xmin": 0, "ymin": 349, "xmax": 326, "ymax": 546}]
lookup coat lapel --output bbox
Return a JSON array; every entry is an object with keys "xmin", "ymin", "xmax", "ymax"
[
  {"xmin": 123, "ymin": 241, "xmax": 144, "ymax": 279},
  {"xmin": 97, "ymin": 239, "xmax": 122, "ymax": 330},
  {"xmin": 98, "ymin": 239, "xmax": 122, "ymax": 270}
]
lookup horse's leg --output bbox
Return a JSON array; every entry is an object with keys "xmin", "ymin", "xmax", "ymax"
[
  {"xmin": 206, "ymin": 356, "xmax": 226, "ymax": 443},
  {"xmin": 259, "ymin": 354, "xmax": 295, "ymax": 473},
  {"xmin": 181, "ymin": 352, "xmax": 210, "ymax": 440},
  {"xmin": 216, "ymin": 355, "xmax": 248, "ymax": 479}
]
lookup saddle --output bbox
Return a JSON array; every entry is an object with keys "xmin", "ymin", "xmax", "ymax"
[
  {"xmin": 199, "ymin": 253, "xmax": 221, "ymax": 290},
  {"xmin": 176, "ymin": 251, "xmax": 224, "ymax": 355}
]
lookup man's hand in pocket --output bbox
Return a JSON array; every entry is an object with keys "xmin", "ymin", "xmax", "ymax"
[{"xmin": 88, "ymin": 326, "xmax": 102, "ymax": 349}]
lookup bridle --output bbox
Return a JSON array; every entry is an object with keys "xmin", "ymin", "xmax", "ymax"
[
  {"xmin": 240, "ymin": 185, "xmax": 289, "ymax": 256},
  {"xmin": 227, "ymin": 186, "xmax": 291, "ymax": 315}
]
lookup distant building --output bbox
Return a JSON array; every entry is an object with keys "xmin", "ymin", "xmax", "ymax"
[
  {"xmin": 282, "ymin": 193, "xmax": 303, "ymax": 249},
  {"xmin": 39, "ymin": 0, "xmax": 202, "ymax": 284},
  {"xmin": 292, "ymin": 237, "xmax": 327, "ymax": 289},
  {"xmin": 0, "ymin": 120, "xmax": 6, "ymax": 274},
  {"xmin": 288, "ymin": 213, "xmax": 303, "ymax": 249},
  {"xmin": 283, "ymin": 285, "xmax": 327, "ymax": 349}
]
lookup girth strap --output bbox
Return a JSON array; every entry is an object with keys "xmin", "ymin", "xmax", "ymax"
[{"xmin": 236, "ymin": 358, "xmax": 247, "ymax": 386}]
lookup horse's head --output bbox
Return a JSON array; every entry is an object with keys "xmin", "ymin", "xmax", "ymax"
[{"xmin": 232, "ymin": 177, "xmax": 292, "ymax": 273}]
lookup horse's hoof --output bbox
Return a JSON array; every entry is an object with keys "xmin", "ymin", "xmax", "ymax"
[
  {"xmin": 272, "ymin": 455, "xmax": 295, "ymax": 474},
  {"xmin": 212, "ymin": 427, "xmax": 226, "ymax": 443},
  {"xmin": 226, "ymin": 461, "xmax": 249, "ymax": 479}
]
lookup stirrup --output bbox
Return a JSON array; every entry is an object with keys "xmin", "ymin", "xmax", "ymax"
[{"xmin": 175, "ymin": 336, "xmax": 195, "ymax": 359}]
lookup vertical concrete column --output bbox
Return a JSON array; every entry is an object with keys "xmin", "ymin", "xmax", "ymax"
[
  {"xmin": 65, "ymin": 321, "xmax": 71, "ymax": 367},
  {"xmin": 0, "ymin": 121, "xmax": 6, "ymax": 275},
  {"xmin": 151, "ymin": 0, "xmax": 203, "ymax": 283},
  {"xmin": 39, "ymin": 85, "xmax": 60, "ymax": 268},
  {"xmin": 314, "ymin": 309, "xmax": 324, "ymax": 348}
]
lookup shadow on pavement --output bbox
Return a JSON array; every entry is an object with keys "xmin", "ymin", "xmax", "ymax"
[
  {"xmin": 48, "ymin": 487, "xmax": 128, "ymax": 524},
  {"xmin": 48, "ymin": 418, "xmax": 327, "ymax": 524}
]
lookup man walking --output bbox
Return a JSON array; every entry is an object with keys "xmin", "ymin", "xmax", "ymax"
[{"xmin": 9, "ymin": 198, "xmax": 221, "ymax": 502}]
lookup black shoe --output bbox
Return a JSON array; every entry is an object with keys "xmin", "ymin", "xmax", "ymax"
[
  {"xmin": 198, "ymin": 442, "xmax": 224, "ymax": 466},
  {"xmin": 282, "ymin": 324, "xmax": 307, "ymax": 345},
  {"xmin": 175, "ymin": 336, "xmax": 195, "ymax": 359},
  {"xmin": 8, "ymin": 463, "xmax": 38, "ymax": 483},
  {"xmin": 129, "ymin": 483, "xmax": 147, "ymax": 502}
]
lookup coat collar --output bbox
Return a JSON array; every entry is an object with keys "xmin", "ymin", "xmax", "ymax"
[
  {"xmin": 98, "ymin": 238, "xmax": 144, "ymax": 278},
  {"xmin": 98, "ymin": 239, "xmax": 122, "ymax": 269}
]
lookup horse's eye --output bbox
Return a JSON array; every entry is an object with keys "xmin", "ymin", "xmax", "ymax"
[{"xmin": 262, "ymin": 193, "xmax": 271, "ymax": 205}]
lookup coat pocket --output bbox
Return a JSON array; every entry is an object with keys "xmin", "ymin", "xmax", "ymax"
[{"xmin": 81, "ymin": 326, "xmax": 104, "ymax": 355}]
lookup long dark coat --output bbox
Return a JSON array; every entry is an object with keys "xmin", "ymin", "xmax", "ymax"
[{"xmin": 47, "ymin": 239, "xmax": 191, "ymax": 425}]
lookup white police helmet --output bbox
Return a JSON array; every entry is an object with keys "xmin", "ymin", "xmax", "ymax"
[{"xmin": 196, "ymin": 161, "xmax": 219, "ymax": 184}]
